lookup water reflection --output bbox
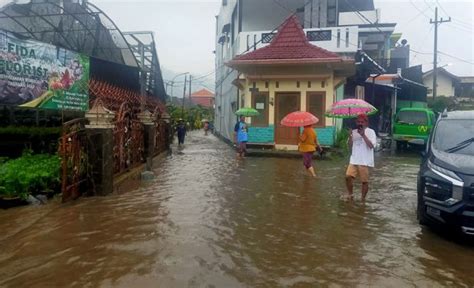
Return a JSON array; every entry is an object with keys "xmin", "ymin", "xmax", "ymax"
[{"xmin": 0, "ymin": 133, "xmax": 474, "ymax": 287}]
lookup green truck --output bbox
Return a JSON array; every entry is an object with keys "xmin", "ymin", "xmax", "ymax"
[{"xmin": 393, "ymin": 107, "xmax": 436, "ymax": 150}]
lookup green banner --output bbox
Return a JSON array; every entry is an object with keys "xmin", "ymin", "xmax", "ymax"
[{"xmin": 0, "ymin": 30, "xmax": 90, "ymax": 111}]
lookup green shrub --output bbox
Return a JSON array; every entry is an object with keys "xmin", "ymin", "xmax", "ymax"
[
  {"xmin": 0, "ymin": 126, "xmax": 61, "ymax": 157},
  {"xmin": 0, "ymin": 152, "xmax": 61, "ymax": 200},
  {"xmin": 0, "ymin": 126, "xmax": 61, "ymax": 137},
  {"xmin": 335, "ymin": 128, "xmax": 350, "ymax": 155},
  {"xmin": 427, "ymin": 96, "xmax": 457, "ymax": 113}
]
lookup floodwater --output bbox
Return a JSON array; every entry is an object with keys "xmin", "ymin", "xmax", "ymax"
[{"xmin": 1, "ymin": 132, "xmax": 474, "ymax": 288}]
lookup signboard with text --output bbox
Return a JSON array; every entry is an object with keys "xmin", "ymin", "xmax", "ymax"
[{"xmin": 0, "ymin": 30, "xmax": 90, "ymax": 111}]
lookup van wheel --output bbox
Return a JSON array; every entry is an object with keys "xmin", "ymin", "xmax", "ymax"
[
  {"xmin": 417, "ymin": 182, "xmax": 428, "ymax": 225},
  {"xmin": 396, "ymin": 141, "xmax": 406, "ymax": 151}
]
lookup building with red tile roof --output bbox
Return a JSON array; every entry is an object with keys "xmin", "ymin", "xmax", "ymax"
[
  {"xmin": 191, "ymin": 88, "xmax": 215, "ymax": 108},
  {"xmin": 225, "ymin": 15, "xmax": 355, "ymax": 150}
]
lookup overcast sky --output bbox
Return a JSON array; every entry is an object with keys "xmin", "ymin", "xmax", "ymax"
[{"xmin": 92, "ymin": 0, "xmax": 473, "ymax": 94}]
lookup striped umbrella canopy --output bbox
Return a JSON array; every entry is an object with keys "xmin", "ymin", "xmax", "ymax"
[
  {"xmin": 281, "ymin": 111, "xmax": 319, "ymax": 127},
  {"xmin": 326, "ymin": 98, "xmax": 378, "ymax": 119},
  {"xmin": 235, "ymin": 107, "xmax": 260, "ymax": 117}
]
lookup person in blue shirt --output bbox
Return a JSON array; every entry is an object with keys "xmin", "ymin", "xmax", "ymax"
[{"xmin": 234, "ymin": 116, "xmax": 248, "ymax": 158}]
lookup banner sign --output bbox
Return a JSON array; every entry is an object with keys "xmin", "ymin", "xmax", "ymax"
[{"xmin": 0, "ymin": 30, "xmax": 90, "ymax": 111}]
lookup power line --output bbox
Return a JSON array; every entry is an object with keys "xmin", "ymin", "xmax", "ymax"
[
  {"xmin": 409, "ymin": 0, "xmax": 471, "ymax": 34},
  {"xmin": 343, "ymin": 0, "xmax": 383, "ymax": 33},
  {"xmin": 424, "ymin": 0, "xmax": 435, "ymax": 12},
  {"xmin": 410, "ymin": 48, "xmax": 432, "ymax": 55},
  {"xmin": 411, "ymin": 48, "xmax": 474, "ymax": 65},
  {"xmin": 432, "ymin": 0, "xmax": 472, "ymax": 32},
  {"xmin": 404, "ymin": 2, "xmax": 432, "ymax": 25},
  {"xmin": 409, "ymin": 0, "xmax": 431, "ymax": 19},
  {"xmin": 438, "ymin": 51, "xmax": 474, "ymax": 65},
  {"xmin": 192, "ymin": 70, "xmax": 216, "ymax": 81},
  {"xmin": 412, "ymin": 25, "xmax": 434, "ymax": 62}
]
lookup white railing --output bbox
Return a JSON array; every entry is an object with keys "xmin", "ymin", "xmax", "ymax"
[{"xmin": 235, "ymin": 26, "xmax": 359, "ymax": 56}]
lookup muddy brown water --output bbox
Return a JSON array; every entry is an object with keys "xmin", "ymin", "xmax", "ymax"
[{"xmin": 1, "ymin": 132, "xmax": 474, "ymax": 287}]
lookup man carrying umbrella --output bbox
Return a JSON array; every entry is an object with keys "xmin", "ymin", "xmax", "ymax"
[{"xmin": 344, "ymin": 114, "xmax": 377, "ymax": 201}]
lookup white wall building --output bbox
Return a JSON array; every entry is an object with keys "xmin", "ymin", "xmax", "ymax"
[
  {"xmin": 423, "ymin": 68, "xmax": 459, "ymax": 98},
  {"xmin": 214, "ymin": 0, "xmax": 396, "ymax": 143}
]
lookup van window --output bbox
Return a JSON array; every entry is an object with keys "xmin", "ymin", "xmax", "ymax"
[
  {"xmin": 429, "ymin": 113, "xmax": 436, "ymax": 125},
  {"xmin": 397, "ymin": 111, "xmax": 427, "ymax": 125}
]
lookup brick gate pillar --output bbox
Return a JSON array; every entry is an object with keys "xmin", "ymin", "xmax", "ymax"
[
  {"xmin": 85, "ymin": 101, "xmax": 115, "ymax": 196},
  {"xmin": 138, "ymin": 110, "xmax": 156, "ymax": 179}
]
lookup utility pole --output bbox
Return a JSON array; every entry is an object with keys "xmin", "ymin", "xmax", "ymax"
[
  {"xmin": 188, "ymin": 75, "xmax": 192, "ymax": 103},
  {"xmin": 430, "ymin": 7, "xmax": 451, "ymax": 99},
  {"xmin": 181, "ymin": 75, "xmax": 187, "ymax": 119}
]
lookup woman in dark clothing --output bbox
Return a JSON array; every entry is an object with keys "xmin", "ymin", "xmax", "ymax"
[{"xmin": 176, "ymin": 120, "xmax": 186, "ymax": 146}]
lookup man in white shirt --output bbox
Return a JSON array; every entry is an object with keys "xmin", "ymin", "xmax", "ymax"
[{"xmin": 344, "ymin": 114, "xmax": 377, "ymax": 201}]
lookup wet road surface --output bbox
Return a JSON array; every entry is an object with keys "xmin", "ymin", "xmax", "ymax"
[{"xmin": 1, "ymin": 131, "xmax": 474, "ymax": 287}]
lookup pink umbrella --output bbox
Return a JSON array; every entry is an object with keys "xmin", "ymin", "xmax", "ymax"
[
  {"xmin": 325, "ymin": 98, "xmax": 378, "ymax": 119},
  {"xmin": 281, "ymin": 111, "xmax": 319, "ymax": 127}
]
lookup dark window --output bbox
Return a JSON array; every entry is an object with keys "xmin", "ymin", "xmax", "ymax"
[
  {"xmin": 307, "ymin": 93, "xmax": 326, "ymax": 128},
  {"xmin": 252, "ymin": 93, "xmax": 269, "ymax": 127},
  {"xmin": 396, "ymin": 111, "xmax": 428, "ymax": 125},
  {"xmin": 262, "ymin": 33, "xmax": 276, "ymax": 44},
  {"xmin": 222, "ymin": 0, "xmax": 227, "ymax": 6},
  {"xmin": 433, "ymin": 120, "xmax": 474, "ymax": 155},
  {"xmin": 307, "ymin": 30, "xmax": 332, "ymax": 41}
]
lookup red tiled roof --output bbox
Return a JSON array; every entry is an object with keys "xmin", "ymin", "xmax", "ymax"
[
  {"xmin": 191, "ymin": 88, "xmax": 215, "ymax": 98},
  {"xmin": 229, "ymin": 15, "xmax": 342, "ymax": 65},
  {"xmin": 191, "ymin": 97, "xmax": 214, "ymax": 108}
]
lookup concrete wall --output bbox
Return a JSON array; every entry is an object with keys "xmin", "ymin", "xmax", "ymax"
[
  {"xmin": 248, "ymin": 126, "xmax": 274, "ymax": 143},
  {"xmin": 241, "ymin": 78, "xmax": 336, "ymax": 126},
  {"xmin": 215, "ymin": 0, "xmax": 239, "ymax": 141},
  {"xmin": 248, "ymin": 125, "xmax": 336, "ymax": 146},
  {"xmin": 423, "ymin": 73, "xmax": 456, "ymax": 97},
  {"xmin": 316, "ymin": 126, "xmax": 336, "ymax": 146}
]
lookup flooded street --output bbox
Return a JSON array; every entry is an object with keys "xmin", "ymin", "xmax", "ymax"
[{"xmin": 1, "ymin": 131, "xmax": 474, "ymax": 287}]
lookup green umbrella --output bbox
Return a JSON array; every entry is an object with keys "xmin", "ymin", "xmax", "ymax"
[{"xmin": 235, "ymin": 107, "xmax": 260, "ymax": 117}]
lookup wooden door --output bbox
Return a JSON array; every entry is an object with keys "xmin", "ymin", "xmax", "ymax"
[{"xmin": 275, "ymin": 92, "xmax": 300, "ymax": 145}]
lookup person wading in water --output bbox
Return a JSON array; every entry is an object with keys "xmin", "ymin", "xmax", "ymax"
[
  {"xmin": 299, "ymin": 124, "xmax": 321, "ymax": 177},
  {"xmin": 343, "ymin": 114, "xmax": 376, "ymax": 201}
]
